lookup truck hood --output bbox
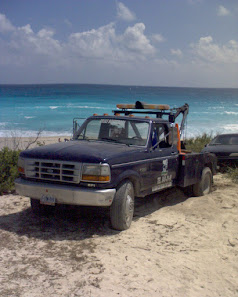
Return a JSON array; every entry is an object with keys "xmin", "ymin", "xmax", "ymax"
[{"xmin": 20, "ymin": 140, "xmax": 145, "ymax": 164}]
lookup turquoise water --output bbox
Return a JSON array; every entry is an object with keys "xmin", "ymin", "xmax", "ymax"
[{"xmin": 0, "ymin": 84, "xmax": 238, "ymax": 138}]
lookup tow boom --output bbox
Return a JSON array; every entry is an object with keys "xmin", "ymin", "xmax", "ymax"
[{"xmin": 113, "ymin": 101, "xmax": 189, "ymax": 137}]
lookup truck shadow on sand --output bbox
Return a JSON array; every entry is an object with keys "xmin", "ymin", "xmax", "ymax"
[{"xmin": 0, "ymin": 187, "xmax": 190, "ymax": 241}]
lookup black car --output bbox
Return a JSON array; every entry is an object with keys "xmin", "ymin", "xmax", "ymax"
[{"xmin": 202, "ymin": 134, "xmax": 238, "ymax": 167}]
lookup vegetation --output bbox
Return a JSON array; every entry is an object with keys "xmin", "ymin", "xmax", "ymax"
[
  {"xmin": 0, "ymin": 130, "xmax": 44, "ymax": 195},
  {"xmin": 184, "ymin": 133, "xmax": 214, "ymax": 153},
  {"xmin": 0, "ymin": 147, "xmax": 20, "ymax": 195},
  {"xmin": 226, "ymin": 167, "xmax": 238, "ymax": 183}
]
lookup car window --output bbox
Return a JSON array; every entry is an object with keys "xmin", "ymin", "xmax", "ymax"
[
  {"xmin": 152, "ymin": 123, "xmax": 171, "ymax": 149},
  {"xmin": 230, "ymin": 136, "xmax": 238, "ymax": 145},
  {"xmin": 211, "ymin": 135, "xmax": 238, "ymax": 145}
]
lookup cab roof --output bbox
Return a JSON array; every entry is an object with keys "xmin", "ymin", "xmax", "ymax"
[{"xmin": 88, "ymin": 114, "xmax": 169, "ymax": 124}]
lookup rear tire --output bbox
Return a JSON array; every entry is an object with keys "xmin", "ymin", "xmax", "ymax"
[
  {"xmin": 110, "ymin": 180, "xmax": 134, "ymax": 231},
  {"xmin": 193, "ymin": 167, "xmax": 212, "ymax": 197}
]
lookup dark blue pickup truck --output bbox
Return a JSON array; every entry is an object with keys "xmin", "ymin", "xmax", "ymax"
[{"xmin": 15, "ymin": 102, "xmax": 216, "ymax": 230}]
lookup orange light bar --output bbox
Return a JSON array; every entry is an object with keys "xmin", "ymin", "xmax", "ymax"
[
  {"xmin": 93, "ymin": 113, "xmax": 98, "ymax": 116},
  {"xmin": 117, "ymin": 104, "xmax": 135, "ymax": 109},
  {"xmin": 103, "ymin": 113, "xmax": 108, "ymax": 116},
  {"xmin": 116, "ymin": 103, "xmax": 170, "ymax": 110},
  {"xmin": 82, "ymin": 175, "xmax": 110, "ymax": 182}
]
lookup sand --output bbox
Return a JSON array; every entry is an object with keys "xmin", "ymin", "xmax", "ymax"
[
  {"xmin": 0, "ymin": 173, "xmax": 238, "ymax": 296},
  {"xmin": 0, "ymin": 136, "xmax": 70, "ymax": 150}
]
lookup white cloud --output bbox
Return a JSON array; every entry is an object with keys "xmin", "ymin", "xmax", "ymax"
[
  {"xmin": 19, "ymin": 24, "xmax": 33, "ymax": 35},
  {"xmin": 170, "ymin": 48, "xmax": 183, "ymax": 58},
  {"xmin": 0, "ymin": 13, "xmax": 15, "ymax": 33},
  {"xmin": 68, "ymin": 22, "xmax": 155, "ymax": 62},
  {"xmin": 217, "ymin": 5, "xmax": 230, "ymax": 16},
  {"xmin": 68, "ymin": 23, "xmax": 117, "ymax": 59},
  {"xmin": 116, "ymin": 2, "xmax": 136, "ymax": 22},
  {"xmin": 0, "ymin": 12, "xmax": 155, "ymax": 68},
  {"xmin": 191, "ymin": 36, "xmax": 238, "ymax": 63},
  {"xmin": 151, "ymin": 34, "xmax": 165, "ymax": 43},
  {"xmin": 37, "ymin": 28, "xmax": 55, "ymax": 38},
  {"xmin": 8, "ymin": 23, "xmax": 62, "ymax": 57},
  {"xmin": 120, "ymin": 23, "xmax": 155, "ymax": 56}
]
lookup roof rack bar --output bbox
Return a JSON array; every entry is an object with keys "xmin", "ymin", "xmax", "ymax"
[{"xmin": 113, "ymin": 109, "xmax": 171, "ymax": 118}]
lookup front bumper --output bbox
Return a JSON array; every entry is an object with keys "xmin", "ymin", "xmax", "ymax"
[{"xmin": 15, "ymin": 178, "xmax": 116, "ymax": 207}]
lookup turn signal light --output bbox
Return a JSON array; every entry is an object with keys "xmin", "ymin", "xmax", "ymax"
[
  {"xmin": 82, "ymin": 175, "xmax": 110, "ymax": 182},
  {"xmin": 18, "ymin": 167, "xmax": 25, "ymax": 174}
]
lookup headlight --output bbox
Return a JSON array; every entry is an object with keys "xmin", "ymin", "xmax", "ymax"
[
  {"xmin": 18, "ymin": 157, "xmax": 25, "ymax": 175},
  {"xmin": 81, "ymin": 163, "xmax": 111, "ymax": 182}
]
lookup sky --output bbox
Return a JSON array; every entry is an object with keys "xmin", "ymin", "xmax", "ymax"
[{"xmin": 0, "ymin": 0, "xmax": 238, "ymax": 88}]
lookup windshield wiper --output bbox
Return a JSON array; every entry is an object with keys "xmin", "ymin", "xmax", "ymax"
[
  {"xmin": 100, "ymin": 137, "xmax": 131, "ymax": 145},
  {"xmin": 100, "ymin": 137, "xmax": 122, "ymax": 143}
]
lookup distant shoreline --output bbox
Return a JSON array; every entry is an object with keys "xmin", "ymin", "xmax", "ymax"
[{"xmin": 1, "ymin": 82, "xmax": 238, "ymax": 90}]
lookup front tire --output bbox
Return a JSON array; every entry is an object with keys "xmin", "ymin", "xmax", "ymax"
[
  {"xmin": 193, "ymin": 167, "xmax": 212, "ymax": 197},
  {"xmin": 110, "ymin": 180, "xmax": 134, "ymax": 231}
]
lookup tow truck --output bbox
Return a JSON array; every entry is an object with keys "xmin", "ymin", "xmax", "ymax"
[{"xmin": 15, "ymin": 101, "xmax": 217, "ymax": 230}]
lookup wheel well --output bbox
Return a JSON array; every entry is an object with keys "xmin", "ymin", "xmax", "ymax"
[
  {"xmin": 205, "ymin": 162, "xmax": 213, "ymax": 173},
  {"xmin": 116, "ymin": 177, "xmax": 140, "ymax": 196}
]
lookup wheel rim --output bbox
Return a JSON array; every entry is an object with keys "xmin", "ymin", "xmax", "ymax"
[
  {"xmin": 203, "ymin": 172, "xmax": 211, "ymax": 195},
  {"xmin": 124, "ymin": 192, "xmax": 134, "ymax": 226}
]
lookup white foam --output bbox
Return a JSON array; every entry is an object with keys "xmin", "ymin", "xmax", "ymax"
[
  {"xmin": 224, "ymin": 111, "xmax": 238, "ymax": 115},
  {"xmin": 209, "ymin": 106, "xmax": 225, "ymax": 110},
  {"xmin": 222, "ymin": 124, "xmax": 238, "ymax": 131},
  {"xmin": 24, "ymin": 116, "xmax": 36, "ymax": 119},
  {"xmin": 68, "ymin": 105, "xmax": 102, "ymax": 109},
  {"xmin": 49, "ymin": 106, "xmax": 60, "ymax": 110}
]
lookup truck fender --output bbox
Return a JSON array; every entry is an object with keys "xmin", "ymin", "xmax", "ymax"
[{"xmin": 113, "ymin": 170, "xmax": 141, "ymax": 196}]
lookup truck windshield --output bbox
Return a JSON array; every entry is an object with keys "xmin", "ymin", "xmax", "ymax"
[{"xmin": 75, "ymin": 118, "xmax": 149, "ymax": 146}]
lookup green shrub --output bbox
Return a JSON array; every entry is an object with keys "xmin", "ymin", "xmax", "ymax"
[
  {"xmin": 226, "ymin": 167, "xmax": 238, "ymax": 183},
  {"xmin": 185, "ymin": 133, "xmax": 214, "ymax": 153},
  {"xmin": 0, "ymin": 147, "xmax": 21, "ymax": 195}
]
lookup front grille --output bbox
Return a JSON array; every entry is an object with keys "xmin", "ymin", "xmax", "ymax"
[{"xmin": 25, "ymin": 159, "xmax": 81, "ymax": 184}]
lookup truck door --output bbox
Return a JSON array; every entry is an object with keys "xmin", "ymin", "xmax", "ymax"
[{"xmin": 149, "ymin": 123, "xmax": 179, "ymax": 193}]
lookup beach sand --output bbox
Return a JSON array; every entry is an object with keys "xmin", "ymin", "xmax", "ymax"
[
  {"xmin": 0, "ymin": 173, "xmax": 237, "ymax": 296},
  {"xmin": 0, "ymin": 136, "xmax": 71, "ymax": 150}
]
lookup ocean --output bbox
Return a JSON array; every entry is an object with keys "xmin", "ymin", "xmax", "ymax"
[{"xmin": 0, "ymin": 84, "xmax": 238, "ymax": 138}]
